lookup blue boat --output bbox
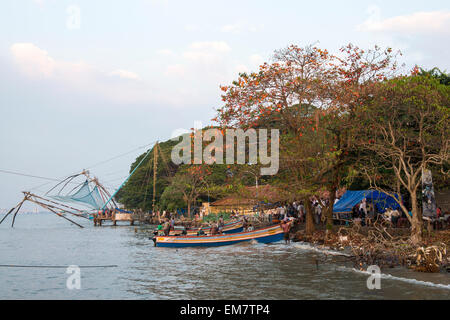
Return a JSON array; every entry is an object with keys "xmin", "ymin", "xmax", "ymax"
[{"xmin": 154, "ymin": 224, "xmax": 284, "ymax": 248}]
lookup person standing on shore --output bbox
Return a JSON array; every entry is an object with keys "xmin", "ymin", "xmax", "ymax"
[
  {"xmin": 281, "ymin": 219, "xmax": 292, "ymax": 244},
  {"xmin": 359, "ymin": 198, "xmax": 367, "ymax": 217},
  {"xmin": 314, "ymin": 202, "xmax": 322, "ymax": 225},
  {"xmin": 298, "ymin": 201, "xmax": 305, "ymax": 222}
]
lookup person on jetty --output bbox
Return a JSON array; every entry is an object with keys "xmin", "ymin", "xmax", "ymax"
[{"xmin": 281, "ymin": 219, "xmax": 292, "ymax": 244}]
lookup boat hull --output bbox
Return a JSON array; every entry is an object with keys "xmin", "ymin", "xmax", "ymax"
[{"xmin": 156, "ymin": 224, "xmax": 284, "ymax": 248}]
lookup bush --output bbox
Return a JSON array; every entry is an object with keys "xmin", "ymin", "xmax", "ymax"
[{"xmin": 202, "ymin": 212, "xmax": 231, "ymax": 223}]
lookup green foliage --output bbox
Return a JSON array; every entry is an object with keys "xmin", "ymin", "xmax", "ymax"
[
  {"xmin": 419, "ymin": 67, "xmax": 450, "ymax": 86},
  {"xmin": 202, "ymin": 212, "xmax": 232, "ymax": 223},
  {"xmin": 115, "ymin": 138, "xmax": 179, "ymax": 210},
  {"xmin": 159, "ymin": 184, "xmax": 185, "ymax": 211}
]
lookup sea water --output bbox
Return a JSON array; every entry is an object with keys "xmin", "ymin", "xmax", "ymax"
[{"xmin": 0, "ymin": 213, "xmax": 449, "ymax": 299}]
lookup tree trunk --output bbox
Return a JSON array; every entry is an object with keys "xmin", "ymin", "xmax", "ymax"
[
  {"xmin": 326, "ymin": 185, "xmax": 337, "ymax": 228},
  {"xmin": 410, "ymin": 192, "xmax": 422, "ymax": 245},
  {"xmin": 187, "ymin": 200, "xmax": 191, "ymax": 218},
  {"xmin": 305, "ymin": 197, "xmax": 315, "ymax": 235}
]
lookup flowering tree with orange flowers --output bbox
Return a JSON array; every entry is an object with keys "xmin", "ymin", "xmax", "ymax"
[{"xmin": 215, "ymin": 43, "xmax": 402, "ymax": 231}]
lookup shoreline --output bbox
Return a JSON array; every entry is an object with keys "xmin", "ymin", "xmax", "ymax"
[{"xmin": 291, "ymin": 222, "xmax": 450, "ymax": 274}]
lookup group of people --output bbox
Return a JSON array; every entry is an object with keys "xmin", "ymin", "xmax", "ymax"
[
  {"xmin": 206, "ymin": 216, "xmax": 225, "ymax": 235},
  {"xmin": 156, "ymin": 216, "xmax": 176, "ymax": 236},
  {"xmin": 351, "ymin": 199, "xmax": 418, "ymax": 228},
  {"xmin": 260, "ymin": 197, "xmax": 339, "ymax": 227},
  {"xmin": 263, "ymin": 201, "xmax": 305, "ymax": 222}
]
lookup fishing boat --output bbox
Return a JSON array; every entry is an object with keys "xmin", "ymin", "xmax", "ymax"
[
  {"xmin": 169, "ymin": 219, "xmax": 243, "ymax": 236},
  {"xmin": 153, "ymin": 224, "xmax": 284, "ymax": 248}
]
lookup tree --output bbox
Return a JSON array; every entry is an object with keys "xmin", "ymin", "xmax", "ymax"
[
  {"xmin": 216, "ymin": 43, "xmax": 401, "ymax": 231},
  {"xmin": 166, "ymin": 165, "xmax": 212, "ymax": 217},
  {"xmin": 357, "ymin": 74, "xmax": 449, "ymax": 244},
  {"xmin": 419, "ymin": 67, "xmax": 450, "ymax": 86},
  {"xmin": 115, "ymin": 139, "xmax": 178, "ymax": 210}
]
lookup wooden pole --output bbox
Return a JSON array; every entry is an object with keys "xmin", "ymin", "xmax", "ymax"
[
  {"xmin": 25, "ymin": 192, "xmax": 88, "ymax": 219},
  {"xmin": 11, "ymin": 198, "xmax": 27, "ymax": 227},
  {"xmin": 27, "ymin": 198, "xmax": 87, "ymax": 220},
  {"xmin": 43, "ymin": 204, "xmax": 84, "ymax": 228},
  {"xmin": 152, "ymin": 142, "xmax": 158, "ymax": 213},
  {"xmin": 0, "ymin": 205, "xmax": 19, "ymax": 225}
]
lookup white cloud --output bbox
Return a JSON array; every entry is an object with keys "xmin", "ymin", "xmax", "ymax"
[
  {"xmin": 165, "ymin": 64, "xmax": 186, "ymax": 77},
  {"xmin": 10, "ymin": 43, "xmax": 55, "ymax": 77},
  {"xmin": 9, "ymin": 42, "xmax": 269, "ymax": 108},
  {"xmin": 234, "ymin": 64, "xmax": 249, "ymax": 74},
  {"xmin": 188, "ymin": 41, "xmax": 231, "ymax": 53},
  {"xmin": 356, "ymin": 7, "xmax": 450, "ymax": 71},
  {"xmin": 249, "ymin": 54, "xmax": 264, "ymax": 68},
  {"xmin": 109, "ymin": 69, "xmax": 140, "ymax": 80},
  {"xmin": 220, "ymin": 21, "xmax": 264, "ymax": 34},
  {"xmin": 10, "ymin": 43, "xmax": 148, "ymax": 104},
  {"xmin": 357, "ymin": 9, "xmax": 450, "ymax": 35},
  {"xmin": 182, "ymin": 41, "xmax": 231, "ymax": 63},
  {"xmin": 156, "ymin": 41, "xmax": 245, "ymax": 105}
]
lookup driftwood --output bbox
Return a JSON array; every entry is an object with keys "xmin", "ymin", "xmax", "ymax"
[{"xmin": 294, "ymin": 221, "xmax": 450, "ymax": 273}]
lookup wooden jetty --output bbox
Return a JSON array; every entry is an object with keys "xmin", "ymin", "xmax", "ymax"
[{"xmin": 93, "ymin": 211, "xmax": 153, "ymax": 226}]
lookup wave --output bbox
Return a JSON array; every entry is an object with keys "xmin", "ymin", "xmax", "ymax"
[
  {"xmin": 293, "ymin": 242, "xmax": 352, "ymax": 257},
  {"xmin": 341, "ymin": 267, "xmax": 450, "ymax": 290}
]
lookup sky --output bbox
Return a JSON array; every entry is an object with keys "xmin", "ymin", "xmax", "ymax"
[{"xmin": 0, "ymin": 0, "xmax": 449, "ymax": 212}]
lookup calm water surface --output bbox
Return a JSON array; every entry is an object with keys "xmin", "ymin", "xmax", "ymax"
[{"xmin": 1, "ymin": 213, "xmax": 449, "ymax": 299}]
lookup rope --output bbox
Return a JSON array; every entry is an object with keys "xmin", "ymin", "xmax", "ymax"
[
  {"xmin": 85, "ymin": 140, "xmax": 157, "ymax": 170},
  {"xmin": 0, "ymin": 169, "xmax": 73, "ymax": 182},
  {"xmin": 0, "ymin": 264, "xmax": 118, "ymax": 268},
  {"xmin": 1, "ymin": 140, "xmax": 158, "ymax": 192}
]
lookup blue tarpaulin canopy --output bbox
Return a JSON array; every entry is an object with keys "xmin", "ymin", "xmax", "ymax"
[{"xmin": 333, "ymin": 190, "xmax": 401, "ymax": 213}]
